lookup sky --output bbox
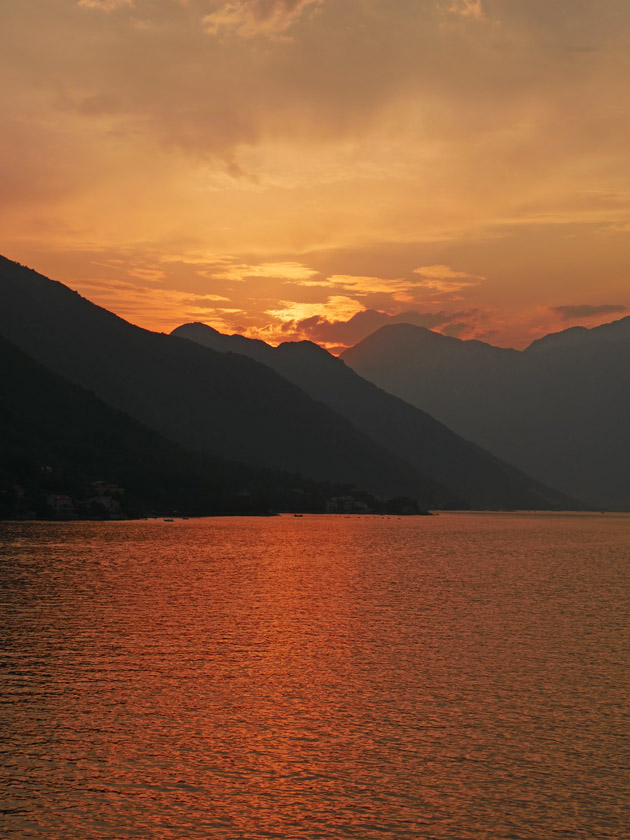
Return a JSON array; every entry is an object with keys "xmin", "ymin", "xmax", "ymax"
[{"xmin": 2, "ymin": 0, "xmax": 630, "ymax": 351}]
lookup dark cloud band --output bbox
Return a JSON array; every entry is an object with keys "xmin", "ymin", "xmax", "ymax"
[{"xmin": 551, "ymin": 304, "xmax": 628, "ymax": 321}]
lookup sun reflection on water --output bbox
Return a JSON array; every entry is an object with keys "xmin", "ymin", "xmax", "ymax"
[{"xmin": 1, "ymin": 513, "xmax": 628, "ymax": 838}]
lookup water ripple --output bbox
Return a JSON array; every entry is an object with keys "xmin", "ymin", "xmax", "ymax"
[{"xmin": 1, "ymin": 513, "xmax": 629, "ymax": 839}]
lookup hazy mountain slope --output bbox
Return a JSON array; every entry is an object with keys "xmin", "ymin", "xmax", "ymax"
[
  {"xmin": 526, "ymin": 316, "xmax": 630, "ymax": 353},
  {"xmin": 342, "ymin": 320, "xmax": 630, "ymax": 509},
  {"xmin": 342, "ymin": 324, "xmax": 520, "ymax": 459},
  {"xmin": 0, "ymin": 256, "xmax": 454, "ymax": 505},
  {"xmin": 172, "ymin": 322, "xmax": 579, "ymax": 510}
]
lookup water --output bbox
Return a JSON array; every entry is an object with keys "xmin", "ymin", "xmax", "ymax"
[{"xmin": 1, "ymin": 513, "xmax": 628, "ymax": 839}]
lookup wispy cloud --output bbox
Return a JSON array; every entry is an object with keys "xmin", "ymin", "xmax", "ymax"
[
  {"xmin": 215, "ymin": 261, "xmax": 320, "ymax": 282},
  {"xmin": 128, "ymin": 266, "xmax": 166, "ymax": 283},
  {"xmin": 412, "ymin": 264, "xmax": 485, "ymax": 292},
  {"xmin": 448, "ymin": 0, "xmax": 485, "ymax": 21},
  {"xmin": 267, "ymin": 295, "xmax": 363, "ymax": 324},
  {"xmin": 551, "ymin": 304, "xmax": 628, "ymax": 321},
  {"xmin": 312, "ymin": 274, "xmax": 416, "ymax": 298},
  {"xmin": 295, "ymin": 269, "xmax": 483, "ymax": 299},
  {"xmin": 77, "ymin": 0, "xmax": 132, "ymax": 10},
  {"xmin": 202, "ymin": 0, "xmax": 322, "ymax": 39},
  {"xmin": 73, "ymin": 275, "xmax": 239, "ymax": 330}
]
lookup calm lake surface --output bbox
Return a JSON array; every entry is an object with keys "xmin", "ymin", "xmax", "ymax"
[{"xmin": 1, "ymin": 513, "xmax": 628, "ymax": 839}]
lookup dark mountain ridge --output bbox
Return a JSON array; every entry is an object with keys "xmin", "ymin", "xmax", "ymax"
[
  {"xmin": 0, "ymin": 334, "xmax": 361, "ymax": 517},
  {"xmin": 172, "ymin": 322, "xmax": 579, "ymax": 510}
]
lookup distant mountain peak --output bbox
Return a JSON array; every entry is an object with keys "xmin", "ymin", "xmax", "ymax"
[
  {"xmin": 276, "ymin": 339, "xmax": 334, "ymax": 358},
  {"xmin": 173, "ymin": 322, "xmax": 226, "ymax": 339},
  {"xmin": 526, "ymin": 314, "xmax": 630, "ymax": 353},
  {"xmin": 182, "ymin": 321, "xmax": 222, "ymax": 334},
  {"xmin": 342, "ymin": 322, "xmax": 516, "ymax": 368}
]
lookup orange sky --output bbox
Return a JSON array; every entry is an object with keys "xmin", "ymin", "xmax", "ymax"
[{"xmin": 1, "ymin": 0, "xmax": 629, "ymax": 351}]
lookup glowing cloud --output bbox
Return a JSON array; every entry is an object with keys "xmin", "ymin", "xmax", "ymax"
[
  {"xmin": 128, "ymin": 266, "xmax": 166, "ymax": 283},
  {"xmin": 267, "ymin": 295, "xmax": 364, "ymax": 324},
  {"xmin": 327, "ymin": 275, "xmax": 406, "ymax": 295},
  {"xmin": 72, "ymin": 276, "xmax": 239, "ymax": 330},
  {"xmin": 202, "ymin": 0, "xmax": 322, "ymax": 39},
  {"xmin": 215, "ymin": 262, "xmax": 320, "ymax": 282},
  {"xmin": 412, "ymin": 265, "xmax": 485, "ymax": 293},
  {"xmin": 449, "ymin": 0, "xmax": 485, "ymax": 20},
  {"xmin": 77, "ymin": 0, "xmax": 132, "ymax": 10}
]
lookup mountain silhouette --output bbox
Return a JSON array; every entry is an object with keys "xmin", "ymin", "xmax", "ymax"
[
  {"xmin": 172, "ymin": 322, "xmax": 579, "ymax": 510},
  {"xmin": 0, "ymin": 256, "xmax": 455, "ymax": 506},
  {"xmin": 2, "ymin": 334, "xmax": 406, "ymax": 517},
  {"xmin": 0, "ymin": 334, "xmax": 334, "ymax": 516},
  {"xmin": 342, "ymin": 320, "xmax": 630, "ymax": 509}
]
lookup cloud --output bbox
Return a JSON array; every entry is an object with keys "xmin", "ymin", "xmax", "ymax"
[
  {"xmin": 412, "ymin": 264, "xmax": 485, "ymax": 292},
  {"xmin": 440, "ymin": 321, "xmax": 471, "ymax": 337},
  {"xmin": 128, "ymin": 266, "xmax": 166, "ymax": 283},
  {"xmin": 551, "ymin": 304, "xmax": 628, "ymax": 321},
  {"xmin": 323, "ymin": 275, "xmax": 398, "ymax": 295},
  {"xmin": 215, "ymin": 261, "xmax": 320, "ymax": 282},
  {"xmin": 294, "ymin": 269, "xmax": 483, "ymax": 301},
  {"xmin": 302, "ymin": 273, "xmax": 429, "ymax": 299},
  {"xmin": 77, "ymin": 0, "xmax": 132, "ymax": 10},
  {"xmin": 448, "ymin": 0, "xmax": 485, "ymax": 21},
  {"xmin": 202, "ymin": 0, "xmax": 322, "ymax": 39},
  {"xmin": 72, "ymin": 275, "xmax": 241, "ymax": 330},
  {"xmin": 266, "ymin": 295, "xmax": 364, "ymax": 324},
  {"xmin": 413, "ymin": 265, "xmax": 479, "ymax": 279}
]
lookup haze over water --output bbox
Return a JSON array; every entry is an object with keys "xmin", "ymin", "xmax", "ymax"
[{"xmin": 1, "ymin": 513, "xmax": 628, "ymax": 839}]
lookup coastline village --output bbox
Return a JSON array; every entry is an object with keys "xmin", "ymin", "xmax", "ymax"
[
  {"xmin": 2, "ymin": 470, "xmax": 423, "ymax": 521},
  {"xmin": 5, "ymin": 477, "xmax": 126, "ymax": 521}
]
